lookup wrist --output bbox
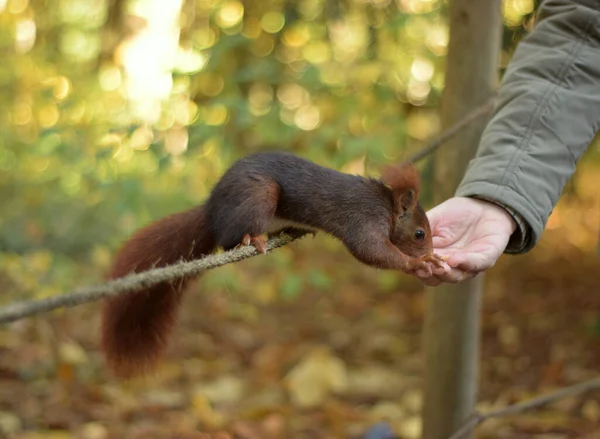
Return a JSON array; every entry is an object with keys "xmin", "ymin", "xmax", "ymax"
[
  {"xmin": 470, "ymin": 196, "xmax": 517, "ymax": 235},
  {"xmin": 468, "ymin": 196, "xmax": 535, "ymax": 254}
]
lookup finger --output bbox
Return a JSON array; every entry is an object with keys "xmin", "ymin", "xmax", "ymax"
[
  {"xmin": 413, "ymin": 260, "xmax": 449, "ymax": 278},
  {"xmin": 415, "ymin": 269, "xmax": 430, "ymax": 277},
  {"xmin": 446, "ymin": 252, "xmax": 494, "ymax": 272},
  {"xmin": 458, "ymin": 271, "xmax": 476, "ymax": 282},
  {"xmin": 432, "ymin": 267, "xmax": 470, "ymax": 283},
  {"xmin": 433, "ymin": 261, "xmax": 451, "ymax": 275},
  {"xmin": 420, "ymin": 276, "xmax": 442, "ymax": 287},
  {"xmin": 416, "ymin": 263, "xmax": 478, "ymax": 285},
  {"xmin": 413, "ymin": 268, "xmax": 443, "ymax": 285}
]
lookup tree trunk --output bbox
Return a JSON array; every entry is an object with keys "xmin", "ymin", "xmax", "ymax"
[{"xmin": 421, "ymin": 1, "xmax": 502, "ymax": 438}]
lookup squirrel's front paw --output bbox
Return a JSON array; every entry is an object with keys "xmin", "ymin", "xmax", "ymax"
[
  {"xmin": 406, "ymin": 257, "xmax": 432, "ymax": 275},
  {"xmin": 406, "ymin": 253, "xmax": 448, "ymax": 276},
  {"xmin": 418, "ymin": 253, "xmax": 446, "ymax": 269}
]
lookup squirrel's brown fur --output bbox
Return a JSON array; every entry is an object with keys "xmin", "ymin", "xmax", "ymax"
[{"xmin": 101, "ymin": 152, "xmax": 443, "ymax": 377}]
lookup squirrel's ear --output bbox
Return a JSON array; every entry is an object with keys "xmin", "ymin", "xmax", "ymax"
[
  {"xmin": 381, "ymin": 163, "xmax": 420, "ymax": 211},
  {"xmin": 399, "ymin": 188, "xmax": 417, "ymax": 211}
]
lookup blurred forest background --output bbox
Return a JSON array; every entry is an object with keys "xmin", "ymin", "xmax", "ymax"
[{"xmin": 1, "ymin": 0, "xmax": 600, "ymax": 438}]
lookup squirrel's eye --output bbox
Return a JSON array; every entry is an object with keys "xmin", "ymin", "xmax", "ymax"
[{"xmin": 415, "ymin": 230, "xmax": 425, "ymax": 240}]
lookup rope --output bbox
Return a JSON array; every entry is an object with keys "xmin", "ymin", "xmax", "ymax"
[{"xmin": 0, "ymin": 232, "xmax": 306, "ymax": 323}]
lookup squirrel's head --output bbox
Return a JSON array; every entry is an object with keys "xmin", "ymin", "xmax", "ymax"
[{"xmin": 380, "ymin": 163, "xmax": 434, "ymax": 258}]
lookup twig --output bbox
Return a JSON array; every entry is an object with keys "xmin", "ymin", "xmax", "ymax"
[
  {"xmin": 0, "ymin": 231, "xmax": 306, "ymax": 324},
  {"xmin": 0, "ymin": 99, "xmax": 495, "ymax": 325},
  {"xmin": 448, "ymin": 376, "xmax": 600, "ymax": 439},
  {"xmin": 406, "ymin": 97, "xmax": 496, "ymax": 164}
]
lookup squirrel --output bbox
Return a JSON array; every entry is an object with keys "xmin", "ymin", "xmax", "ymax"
[{"xmin": 101, "ymin": 151, "xmax": 445, "ymax": 377}]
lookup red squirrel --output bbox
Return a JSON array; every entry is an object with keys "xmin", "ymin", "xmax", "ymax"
[{"xmin": 101, "ymin": 151, "xmax": 444, "ymax": 377}]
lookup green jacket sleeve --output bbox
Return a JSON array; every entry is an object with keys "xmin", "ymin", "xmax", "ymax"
[{"xmin": 455, "ymin": 0, "xmax": 600, "ymax": 253}]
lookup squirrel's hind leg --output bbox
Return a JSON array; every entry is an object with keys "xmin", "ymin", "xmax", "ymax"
[
  {"xmin": 213, "ymin": 177, "xmax": 280, "ymax": 252},
  {"xmin": 239, "ymin": 234, "xmax": 268, "ymax": 253}
]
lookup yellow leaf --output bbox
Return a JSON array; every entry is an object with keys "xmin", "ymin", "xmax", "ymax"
[
  {"xmin": 193, "ymin": 375, "xmax": 245, "ymax": 406},
  {"xmin": 191, "ymin": 394, "xmax": 226, "ymax": 428},
  {"xmin": 0, "ymin": 411, "xmax": 22, "ymax": 435},
  {"xmin": 582, "ymin": 399, "xmax": 600, "ymax": 423},
  {"xmin": 79, "ymin": 422, "xmax": 108, "ymax": 439},
  {"xmin": 58, "ymin": 341, "xmax": 89, "ymax": 365},
  {"xmin": 285, "ymin": 346, "xmax": 348, "ymax": 408}
]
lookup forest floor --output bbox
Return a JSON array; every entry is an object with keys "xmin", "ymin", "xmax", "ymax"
[{"xmin": 1, "ymin": 231, "xmax": 600, "ymax": 439}]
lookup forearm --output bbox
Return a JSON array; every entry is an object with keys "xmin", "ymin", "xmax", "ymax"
[{"xmin": 456, "ymin": 0, "xmax": 600, "ymax": 253}]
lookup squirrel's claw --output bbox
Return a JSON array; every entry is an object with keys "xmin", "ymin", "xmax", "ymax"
[
  {"xmin": 421, "ymin": 253, "xmax": 446, "ymax": 268},
  {"xmin": 251, "ymin": 235, "xmax": 268, "ymax": 253},
  {"xmin": 240, "ymin": 234, "xmax": 268, "ymax": 254},
  {"xmin": 405, "ymin": 253, "xmax": 447, "ymax": 275}
]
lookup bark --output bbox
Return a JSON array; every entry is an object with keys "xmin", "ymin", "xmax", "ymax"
[{"xmin": 421, "ymin": 1, "xmax": 502, "ymax": 438}]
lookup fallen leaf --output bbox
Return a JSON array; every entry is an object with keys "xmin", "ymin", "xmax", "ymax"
[
  {"xmin": 59, "ymin": 341, "xmax": 88, "ymax": 365},
  {"xmin": 399, "ymin": 416, "xmax": 421, "ymax": 439},
  {"xmin": 286, "ymin": 346, "xmax": 348, "ymax": 408},
  {"xmin": 141, "ymin": 389, "xmax": 186, "ymax": 409},
  {"xmin": 346, "ymin": 365, "xmax": 407, "ymax": 398},
  {"xmin": 79, "ymin": 422, "xmax": 108, "ymax": 439},
  {"xmin": 194, "ymin": 375, "xmax": 245, "ymax": 406},
  {"xmin": 401, "ymin": 389, "xmax": 422, "ymax": 414},
  {"xmin": 0, "ymin": 411, "xmax": 21, "ymax": 435},
  {"xmin": 191, "ymin": 394, "xmax": 226, "ymax": 428},
  {"xmin": 582, "ymin": 399, "xmax": 600, "ymax": 423}
]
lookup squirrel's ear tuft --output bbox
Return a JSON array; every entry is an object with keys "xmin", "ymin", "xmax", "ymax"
[{"xmin": 380, "ymin": 163, "xmax": 420, "ymax": 210}]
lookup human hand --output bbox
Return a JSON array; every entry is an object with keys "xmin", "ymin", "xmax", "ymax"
[{"xmin": 417, "ymin": 197, "xmax": 517, "ymax": 286}]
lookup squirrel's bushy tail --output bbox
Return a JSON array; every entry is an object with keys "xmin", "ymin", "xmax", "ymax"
[{"xmin": 101, "ymin": 205, "xmax": 216, "ymax": 377}]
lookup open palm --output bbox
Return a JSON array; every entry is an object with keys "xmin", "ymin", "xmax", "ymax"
[{"xmin": 417, "ymin": 197, "xmax": 517, "ymax": 286}]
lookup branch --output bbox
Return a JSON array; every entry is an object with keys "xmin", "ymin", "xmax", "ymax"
[
  {"xmin": 406, "ymin": 97, "xmax": 496, "ymax": 164},
  {"xmin": 0, "ymin": 98, "xmax": 495, "ymax": 325},
  {"xmin": 448, "ymin": 376, "xmax": 600, "ymax": 439}
]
